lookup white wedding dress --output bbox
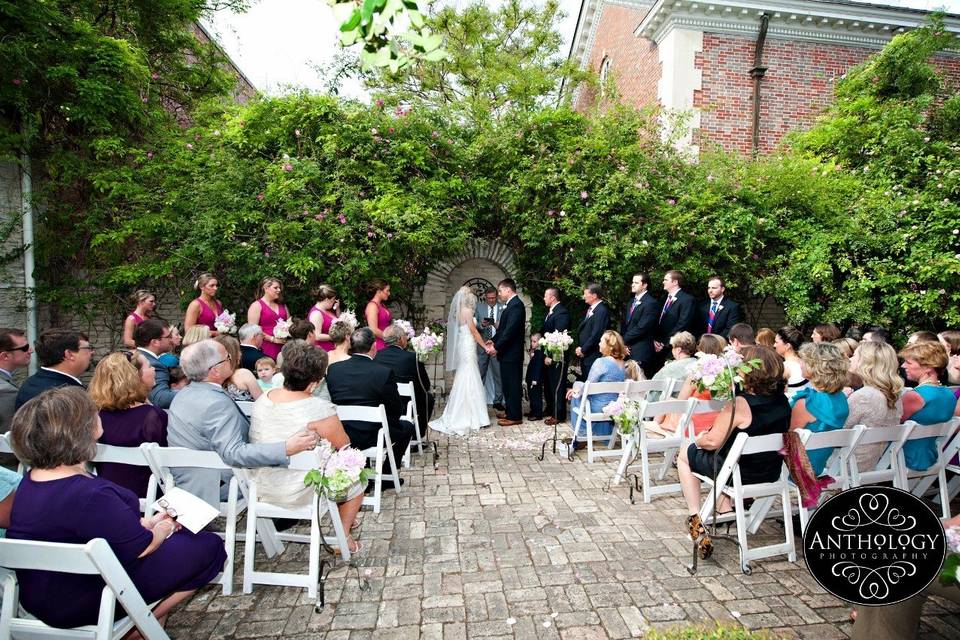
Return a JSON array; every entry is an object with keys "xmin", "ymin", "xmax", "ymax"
[{"xmin": 429, "ymin": 292, "xmax": 491, "ymax": 436}]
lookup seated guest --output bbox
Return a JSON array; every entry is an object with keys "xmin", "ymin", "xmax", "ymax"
[
  {"xmin": 89, "ymin": 352, "xmax": 168, "ymax": 497},
  {"xmin": 15, "ymin": 329, "xmax": 92, "ymax": 409},
  {"xmin": 181, "ymin": 325, "xmax": 210, "ymax": 348},
  {"xmin": 168, "ymin": 366, "xmax": 189, "ymax": 390},
  {"xmin": 651, "ymin": 331, "xmax": 697, "ymax": 383},
  {"xmin": 678, "ymin": 346, "xmax": 789, "ymax": 559},
  {"xmin": 899, "ymin": 341, "xmax": 958, "ymax": 471},
  {"xmin": 327, "ymin": 317, "xmax": 356, "ymax": 366},
  {"xmin": 833, "ymin": 337, "xmax": 859, "ymax": 359},
  {"xmin": 907, "ymin": 330, "xmax": 939, "ymax": 345},
  {"xmin": 727, "ymin": 323, "xmax": 755, "ymax": 352},
  {"xmin": 239, "ymin": 323, "xmax": 267, "ymax": 372},
  {"xmin": 256, "ymin": 357, "xmax": 277, "ymax": 391},
  {"xmin": 844, "ymin": 341, "xmax": 903, "ymax": 472},
  {"xmin": 661, "ymin": 334, "xmax": 728, "ymax": 435},
  {"xmin": 0, "ymin": 466, "xmax": 18, "ymax": 536},
  {"xmin": 374, "ymin": 322, "xmax": 435, "ymax": 437},
  {"xmin": 862, "ymin": 326, "xmax": 892, "ymax": 344},
  {"xmin": 213, "ymin": 335, "xmax": 261, "ymax": 402},
  {"xmin": 325, "ymin": 328, "xmax": 414, "ymax": 490},
  {"xmin": 774, "ymin": 326, "xmax": 808, "ymax": 398},
  {"xmin": 566, "ymin": 330, "xmax": 641, "ymax": 444},
  {"xmin": 134, "ymin": 318, "xmax": 178, "ymax": 409},
  {"xmin": 289, "ymin": 318, "xmax": 317, "ymax": 344},
  {"xmin": 0, "ymin": 328, "xmax": 32, "ymax": 467},
  {"xmin": 755, "ymin": 328, "xmax": 776, "ymax": 349},
  {"xmin": 158, "ymin": 326, "xmax": 182, "ymax": 369},
  {"xmin": 811, "ymin": 323, "xmax": 841, "ymax": 343},
  {"xmin": 939, "ymin": 330, "xmax": 960, "ymax": 385},
  {"xmin": 790, "ymin": 342, "xmax": 850, "ymax": 476},
  {"xmin": 248, "ymin": 343, "xmax": 363, "ymax": 553},
  {"xmin": 7, "ymin": 387, "xmax": 226, "ymax": 630},
  {"xmin": 167, "ymin": 340, "xmax": 317, "ymax": 507}
]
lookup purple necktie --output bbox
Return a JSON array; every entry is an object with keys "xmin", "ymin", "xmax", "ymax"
[
  {"xmin": 660, "ymin": 296, "xmax": 673, "ymax": 321},
  {"xmin": 707, "ymin": 301, "xmax": 718, "ymax": 333}
]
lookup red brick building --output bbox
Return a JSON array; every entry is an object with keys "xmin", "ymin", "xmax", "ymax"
[{"xmin": 568, "ymin": 0, "xmax": 960, "ymax": 156}]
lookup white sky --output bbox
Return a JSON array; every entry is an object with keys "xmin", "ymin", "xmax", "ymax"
[
  {"xmin": 203, "ymin": 0, "xmax": 960, "ymax": 98},
  {"xmin": 203, "ymin": 0, "xmax": 582, "ymax": 99}
]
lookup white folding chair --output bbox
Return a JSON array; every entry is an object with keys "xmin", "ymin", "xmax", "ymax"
[
  {"xmin": 625, "ymin": 378, "xmax": 678, "ymax": 403},
  {"xmin": 233, "ymin": 450, "xmax": 351, "ymax": 601},
  {"xmin": 900, "ymin": 418, "xmax": 960, "ymax": 518},
  {"xmin": 792, "ymin": 427, "xmax": 863, "ymax": 535},
  {"xmin": 91, "ymin": 443, "xmax": 159, "ymax": 516},
  {"xmin": 235, "ymin": 400, "xmax": 255, "ymax": 418},
  {"xmin": 397, "ymin": 382, "xmax": 422, "ymax": 468},
  {"xmin": 336, "ymin": 404, "xmax": 399, "ymax": 513},
  {"xmin": 0, "ymin": 538, "xmax": 168, "ymax": 640},
  {"xmin": 570, "ymin": 381, "xmax": 631, "ymax": 463},
  {"xmin": 0, "ymin": 434, "xmax": 23, "ymax": 474},
  {"xmin": 847, "ymin": 423, "xmax": 914, "ymax": 487},
  {"xmin": 694, "ymin": 432, "xmax": 795, "ymax": 574}
]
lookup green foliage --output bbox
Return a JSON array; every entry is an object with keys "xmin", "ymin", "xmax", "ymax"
[{"xmin": 646, "ymin": 624, "xmax": 782, "ymax": 640}]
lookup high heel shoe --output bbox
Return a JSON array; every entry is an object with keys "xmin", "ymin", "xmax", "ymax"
[{"xmin": 685, "ymin": 514, "xmax": 714, "ymax": 560}]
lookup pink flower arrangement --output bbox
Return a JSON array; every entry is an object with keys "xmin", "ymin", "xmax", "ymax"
[
  {"xmin": 601, "ymin": 394, "xmax": 643, "ymax": 435},
  {"xmin": 393, "ymin": 319, "xmax": 415, "ymax": 340},
  {"xmin": 686, "ymin": 347, "xmax": 760, "ymax": 400},
  {"xmin": 213, "ymin": 310, "xmax": 237, "ymax": 334},
  {"xmin": 411, "ymin": 327, "xmax": 444, "ymax": 362},
  {"xmin": 272, "ymin": 318, "xmax": 292, "ymax": 340},
  {"xmin": 304, "ymin": 439, "xmax": 374, "ymax": 500}
]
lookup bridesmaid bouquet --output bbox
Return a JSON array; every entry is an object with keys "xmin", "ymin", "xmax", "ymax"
[
  {"xmin": 411, "ymin": 327, "xmax": 444, "ymax": 362},
  {"xmin": 686, "ymin": 347, "xmax": 760, "ymax": 400},
  {"xmin": 273, "ymin": 317, "xmax": 292, "ymax": 339},
  {"xmin": 540, "ymin": 329, "xmax": 574, "ymax": 362},
  {"xmin": 394, "ymin": 319, "xmax": 415, "ymax": 340},
  {"xmin": 334, "ymin": 309, "xmax": 358, "ymax": 331},
  {"xmin": 303, "ymin": 439, "xmax": 375, "ymax": 502},
  {"xmin": 214, "ymin": 310, "xmax": 237, "ymax": 334},
  {"xmin": 602, "ymin": 394, "xmax": 644, "ymax": 435}
]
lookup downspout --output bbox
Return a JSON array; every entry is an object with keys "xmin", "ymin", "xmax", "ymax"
[
  {"xmin": 19, "ymin": 145, "xmax": 37, "ymax": 374},
  {"xmin": 750, "ymin": 13, "xmax": 769, "ymax": 158}
]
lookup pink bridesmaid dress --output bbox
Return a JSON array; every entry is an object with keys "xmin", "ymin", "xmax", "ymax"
[
  {"xmin": 370, "ymin": 301, "xmax": 392, "ymax": 351},
  {"xmin": 259, "ymin": 299, "xmax": 289, "ymax": 360},
  {"xmin": 310, "ymin": 305, "xmax": 337, "ymax": 352},
  {"xmin": 128, "ymin": 311, "xmax": 146, "ymax": 326},
  {"xmin": 195, "ymin": 298, "xmax": 222, "ymax": 331}
]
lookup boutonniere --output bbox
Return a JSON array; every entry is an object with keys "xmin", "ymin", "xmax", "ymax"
[{"xmin": 717, "ymin": 305, "xmax": 724, "ymax": 312}]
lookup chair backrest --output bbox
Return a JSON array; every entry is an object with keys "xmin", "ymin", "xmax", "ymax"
[
  {"xmin": 739, "ymin": 432, "xmax": 787, "ymax": 456},
  {"xmin": 139, "ymin": 443, "xmax": 232, "ymax": 495},
  {"xmin": 396, "ymin": 382, "xmax": 414, "ymax": 398},
  {"xmin": 336, "ymin": 404, "xmax": 389, "ymax": 428},
  {"xmin": 286, "ymin": 449, "xmax": 323, "ymax": 471},
  {"xmin": 639, "ymin": 399, "xmax": 691, "ymax": 420},
  {"xmin": 797, "ymin": 427, "xmax": 861, "ymax": 451},
  {"xmin": 236, "ymin": 400, "xmax": 254, "ymax": 417},
  {"xmin": 853, "ymin": 423, "xmax": 911, "ymax": 448},
  {"xmin": 578, "ymin": 381, "xmax": 631, "ymax": 420},
  {"xmin": 92, "ymin": 443, "xmax": 152, "ymax": 466},
  {"xmin": 904, "ymin": 418, "xmax": 958, "ymax": 445},
  {"xmin": 626, "ymin": 378, "xmax": 677, "ymax": 400}
]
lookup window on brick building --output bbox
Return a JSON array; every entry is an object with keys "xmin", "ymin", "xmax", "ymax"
[{"xmin": 599, "ymin": 56, "xmax": 612, "ymax": 97}]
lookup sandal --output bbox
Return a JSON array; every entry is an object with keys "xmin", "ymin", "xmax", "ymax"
[
  {"xmin": 686, "ymin": 514, "xmax": 714, "ymax": 560},
  {"xmin": 350, "ymin": 519, "xmax": 361, "ymax": 532},
  {"xmin": 348, "ymin": 540, "xmax": 364, "ymax": 554}
]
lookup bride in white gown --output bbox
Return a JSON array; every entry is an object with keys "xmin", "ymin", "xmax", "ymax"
[{"xmin": 429, "ymin": 286, "xmax": 491, "ymax": 436}]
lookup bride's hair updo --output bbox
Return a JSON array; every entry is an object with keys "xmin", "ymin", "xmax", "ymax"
[{"xmin": 460, "ymin": 287, "xmax": 477, "ymax": 309}]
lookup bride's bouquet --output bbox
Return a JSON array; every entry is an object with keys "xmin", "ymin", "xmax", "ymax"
[
  {"xmin": 410, "ymin": 327, "xmax": 443, "ymax": 362},
  {"xmin": 540, "ymin": 329, "xmax": 573, "ymax": 362},
  {"xmin": 394, "ymin": 319, "xmax": 415, "ymax": 340},
  {"xmin": 686, "ymin": 346, "xmax": 761, "ymax": 400},
  {"xmin": 602, "ymin": 394, "xmax": 644, "ymax": 435},
  {"xmin": 273, "ymin": 317, "xmax": 292, "ymax": 340},
  {"xmin": 303, "ymin": 439, "xmax": 375, "ymax": 502},
  {"xmin": 214, "ymin": 310, "xmax": 237, "ymax": 334}
]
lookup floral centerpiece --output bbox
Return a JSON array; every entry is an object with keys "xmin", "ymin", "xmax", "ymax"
[
  {"xmin": 602, "ymin": 394, "xmax": 644, "ymax": 435},
  {"xmin": 393, "ymin": 319, "xmax": 415, "ymax": 340},
  {"xmin": 303, "ymin": 439, "xmax": 375, "ymax": 502},
  {"xmin": 685, "ymin": 346, "xmax": 761, "ymax": 400},
  {"xmin": 540, "ymin": 329, "xmax": 574, "ymax": 362},
  {"xmin": 273, "ymin": 317, "xmax": 293, "ymax": 340},
  {"xmin": 213, "ymin": 310, "xmax": 237, "ymax": 334},
  {"xmin": 410, "ymin": 327, "xmax": 444, "ymax": 362}
]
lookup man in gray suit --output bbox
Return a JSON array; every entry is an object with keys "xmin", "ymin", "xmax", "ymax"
[
  {"xmin": 0, "ymin": 328, "xmax": 32, "ymax": 466},
  {"xmin": 167, "ymin": 339, "xmax": 316, "ymax": 507},
  {"xmin": 475, "ymin": 287, "xmax": 506, "ymax": 410}
]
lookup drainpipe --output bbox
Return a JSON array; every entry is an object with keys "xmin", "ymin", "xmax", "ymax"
[
  {"xmin": 19, "ymin": 146, "xmax": 37, "ymax": 374},
  {"xmin": 750, "ymin": 14, "xmax": 769, "ymax": 158}
]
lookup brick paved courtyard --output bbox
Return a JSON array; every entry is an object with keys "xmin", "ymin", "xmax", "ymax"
[{"xmin": 166, "ymin": 422, "xmax": 960, "ymax": 639}]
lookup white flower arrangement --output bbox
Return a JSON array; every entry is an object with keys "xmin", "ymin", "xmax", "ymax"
[
  {"xmin": 410, "ymin": 327, "xmax": 444, "ymax": 362},
  {"xmin": 540, "ymin": 329, "xmax": 573, "ymax": 361},
  {"xmin": 213, "ymin": 310, "xmax": 237, "ymax": 334},
  {"xmin": 273, "ymin": 317, "xmax": 292, "ymax": 339},
  {"xmin": 393, "ymin": 319, "xmax": 415, "ymax": 340},
  {"xmin": 601, "ymin": 394, "xmax": 644, "ymax": 435},
  {"xmin": 331, "ymin": 309, "xmax": 358, "ymax": 332}
]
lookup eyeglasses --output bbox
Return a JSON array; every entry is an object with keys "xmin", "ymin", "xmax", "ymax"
[
  {"xmin": 77, "ymin": 345, "xmax": 96, "ymax": 352},
  {"xmin": 156, "ymin": 498, "xmax": 178, "ymax": 520},
  {"xmin": 207, "ymin": 355, "xmax": 231, "ymax": 370},
  {"xmin": 160, "ymin": 333, "xmax": 173, "ymax": 340},
  {"xmin": 2, "ymin": 344, "xmax": 30, "ymax": 353},
  {"xmin": 122, "ymin": 351, "xmax": 136, "ymax": 363}
]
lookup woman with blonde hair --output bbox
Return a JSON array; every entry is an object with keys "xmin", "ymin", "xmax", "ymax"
[
  {"xmin": 566, "ymin": 330, "xmax": 642, "ymax": 447},
  {"xmin": 832, "ymin": 337, "xmax": 859, "ymax": 359},
  {"xmin": 651, "ymin": 331, "xmax": 697, "ymax": 383},
  {"xmin": 790, "ymin": 342, "xmax": 850, "ymax": 476},
  {"xmin": 899, "ymin": 341, "xmax": 958, "ymax": 471},
  {"xmin": 183, "ymin": 273, "xmax": 222, "ymax": 334},
  {"xmin": 181, "ymin": 325, "xmax": 210, "ymax": 347},
  {"xmin": 327, "ymin": 316, "xmax": 357, "ymax": 366},
  {"xmin": 213, "ymin": 335, "xmax": 262, "ymax": 402},
  {"xmin": 247, "ymin": 277, "xmax": 289, "ymax": 361},
  {"xmin": 89, "ymin": 351, "xmax": 169, "ymax": 497},
  {"xmin": 844, "ymin": 341, "xmax": 903, "ymax": 471},
  {"xmin": 122, "ymin": 290, "xmax": 156, "ymax": 348}
]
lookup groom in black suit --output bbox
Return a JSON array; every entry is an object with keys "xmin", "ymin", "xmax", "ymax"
[{"xmin": 488, "ymin": 278, "xmax": 526, "ymax": 426}]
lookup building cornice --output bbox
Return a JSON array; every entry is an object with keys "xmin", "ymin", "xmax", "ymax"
[{"xmin": 569, "ymin": 0, "xmax": 652, "ymax": 69}]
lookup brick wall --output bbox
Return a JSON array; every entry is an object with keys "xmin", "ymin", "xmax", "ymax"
[{"xmin": 575, "ymin": 3, "xmax": 658, "ymax": 111}]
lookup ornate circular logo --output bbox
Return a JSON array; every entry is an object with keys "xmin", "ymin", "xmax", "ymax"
[{"xmin": 803, "ymin": 486, "xmax": 945, "ymax": 606}]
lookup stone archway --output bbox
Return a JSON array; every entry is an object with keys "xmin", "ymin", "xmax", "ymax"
[{"xmin": 419, "ymin": 239, "xmax": 531, "ymax": 392}]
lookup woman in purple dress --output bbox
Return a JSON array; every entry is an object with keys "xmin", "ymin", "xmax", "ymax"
[
  {"xmin": 89, "ymin": 351, "xmax": 168, "ymax": 497},
  {"xmin": 184, "ymin": 272, "xmax": 223, "ymax": 334},
  {"xmin": 121, "ymin": 289, "xmax": 156, "ymax": 348},
  {"xmin": 364, "ymin": 278, "xmax": 392, "ymax": 351},
  {"xmin": 308, "ymin": 284, "xmax": 339, "ymax": 352},
  {"xmin": 247, "ymin": 277, "xmax": 289, "ymax": 360},
  {"xmin": 7, "ymin": 387, "xmax": 225, "ymax": 630}
]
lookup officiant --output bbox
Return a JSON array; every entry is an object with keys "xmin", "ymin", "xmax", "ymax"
[{"xmin": 475, "ymin": 287, "xmax": 506, "ymax": 410}]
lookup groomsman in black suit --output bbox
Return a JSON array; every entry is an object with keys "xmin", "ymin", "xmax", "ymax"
[
  {"xmin": 575, "ymin": 283, "xmax": 610, "ymax": 380},
  {"xmin": 540, "ymin": 287, "xmax": 570, "ymax": 426},
  {"xmin": 700, "ymin": 276, "xmax": 743, "ymax": 339},
  {"xmin": 488, "ymin": 279, "xmax": 526, "ymax": 426},
  {"xmin": 620, "ymin": 273, "xmax": 660, "ymax": 379},
  {"xmin": 654, "ymin": 270, "xmax": 696, "ymax": 370}
]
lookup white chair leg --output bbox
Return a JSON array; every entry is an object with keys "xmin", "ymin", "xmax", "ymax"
[
  {"xmin": 221, "ymin": 479, "xmax": 240, "ymax": 595},
  {"xmin": 326, "ymin": 499, "xmax": 351, "ymax": 560},
  {"xmin": 586, "ymin": 419, "xmax": 595, "ymax": 464},
  {"xmin": 383, "ymin": 433, "xmax": 401, "ymax": 494},
  {"xmin": 308, "ymin": 503, "xmax": 321, "ymax": 600},
  {"xmin": 784, "ymin": 485, "xmax": 797, "ymax": 562},
  {"xmin": 242, "ymin": 484, "xmax": 258, "ymax": 595},
  {"xmin": 613, "ymin": 434, "xmax": 635, "ymax": 485},
  {"xmin": 640, "ymin": 446, "xmax": 652, "ymax": 504},
  {"xmin": 373, "ymin": 435, "xmax": 385, "ymax": 514},
  {"xmin": 734, "ymin": 493, "xmax": 751, "ymax": 572}
]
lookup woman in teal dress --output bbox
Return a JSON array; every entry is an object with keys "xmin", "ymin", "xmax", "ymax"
[
  {"xmin": 899, "ymin": 341, "xmax": 960, "ymax": 471},
  {"xmin": 790, "ymin": 342, "xmax": 850, "ymax": 476},
  {"xmin": 0, "ymin": 466, "xmax": 20, "ymax": 537},
  {"xmin": 567, "ymin": 331, "xmax": 641, "ymax": 443}
]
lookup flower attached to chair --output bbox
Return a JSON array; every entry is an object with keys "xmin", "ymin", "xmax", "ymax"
[
  {"xmin": 410, "ymin": 327, "xmax": 443, "ymax": 362},
  {"xmin": 686, "ymin": 347, "xmax": 761, "ymax": 400},
  {"xmin": 540, "ymin": 330, "xmax": 574, "ymax": 362},
  {"xmin": 941, "ymin": 526, "xmax": 960, "ymax": 586},
  {"xmin": 213, "ymin": 310, "xmax": 237, "ymax": 334},
  {"xmin": 393, "ymin": 319, "xmax": 415, "ymax": 340},
  {"xmin": 273, "ymin": 318, "xmax": 293, "ymax": 340},
  {"xmin": 304, "ymin": 439, "xmax": 375, "ymax": 502},
  {"xmin": 602, "ymin": 394, "xmax": 643, "ymax": 435}
]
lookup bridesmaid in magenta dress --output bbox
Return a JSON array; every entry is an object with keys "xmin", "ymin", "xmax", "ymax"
[
  {"xmin": 247, "ymin": 277, "xmax": 289, "ymax": 360},
  {"xmin": 308, "ymin": 284, "xmax": 340, "ymax": 352},
  {"xmin": 364, "ymin": 278, "xmax": 392, "ymax": 351},
  {"xmin": 121, "ymin": 289, "xmax": 156, "ymax": 348},
  {"xmin": 184, "ymin": 273, "xmax": 223, "ymax": 334}
]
